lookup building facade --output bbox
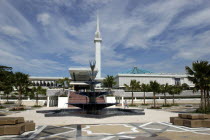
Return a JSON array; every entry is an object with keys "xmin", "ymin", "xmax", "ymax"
[{"xmin": 114, "ymin": 67, "xmax": 193, "ymax": 88}]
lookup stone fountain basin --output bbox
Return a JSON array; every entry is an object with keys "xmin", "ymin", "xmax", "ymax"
[
  {"xmin": 36, "ymin": 108, "xmax": 145, "ymax": 118},
  {"xmin": 68, "ymin": 103, "xmax": 117, "ymax": 110}
]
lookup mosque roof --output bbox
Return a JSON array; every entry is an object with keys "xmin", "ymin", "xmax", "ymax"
[{"xmin": 120, "ymin": 67, "xmax": 153, "ymax": 74}]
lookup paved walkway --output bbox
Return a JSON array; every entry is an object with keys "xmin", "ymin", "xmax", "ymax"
[{"xmin": 1, "ymin": 122, "xmax": 210, "ymax": 140}]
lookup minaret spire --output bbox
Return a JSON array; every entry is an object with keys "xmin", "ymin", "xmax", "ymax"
[
  {"xmin": 94, "ymin": 14, "xmax": 102, "ymax": 79},
  {"xmin": 95, "ymin": 14, "xmax": 101, "ymax": 39}
]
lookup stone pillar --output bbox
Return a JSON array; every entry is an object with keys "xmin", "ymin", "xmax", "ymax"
[
  {"xmin": 121, "ymin": 96, "xmax": 124, "ymax": 107},
  {"xmin": 47, "ymin": 96, "xmax": 50, "ymax": 107}
]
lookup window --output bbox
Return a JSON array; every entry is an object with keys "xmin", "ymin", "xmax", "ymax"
[{"xmin": 175, "ymin": 78, "xmax": 181, "ymax": 85}]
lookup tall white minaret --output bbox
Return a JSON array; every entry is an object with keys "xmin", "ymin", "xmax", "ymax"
[{"xmin": 94, "ymin": 15, "xmax": 102, "ymax": 78}]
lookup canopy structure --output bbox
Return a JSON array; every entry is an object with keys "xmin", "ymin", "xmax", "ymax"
[
  {"xmin": 69, "ymin": 67, "xmax": 98, "ymax": 81},
  {"xmin": 120, "ymin": 66, "xmax": 153, "ymax": 74},
  {"xmin": 69, "ymin": 67, "xmax": 103, "ymax": 90}
]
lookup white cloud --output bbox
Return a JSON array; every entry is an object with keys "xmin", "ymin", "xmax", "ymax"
[
  {"xmin": 175, "ymin": 8, "xmax": 210, "ymax": 28},
  {"xmin": 37, "ymin": 13, "xmax": 50, "ymax": 26},
  {"xmin": 0, "ymin": 0, "xmax": 210, "ymax": 76},
  {"xmin": 0, "ymin": 49, "xmax": 65, "ymax": 75},
  {"xmin": 0, "ymin": 26, "xmax": 21, "ymax": 35}
]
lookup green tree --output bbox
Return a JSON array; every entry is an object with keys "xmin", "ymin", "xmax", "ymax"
[
  {"xmin": 34, "ymin": 86, "xmax": 46, "ymax": 106},
  {"xmin": 149, "ymin": 81, "xmax": 160, "ymax": 108},
  {"xmin": 182, "ymin": 83, "xmax": 190, "ymax": 90},
  {"xmin": 0, "ymin": 65, "xmax": 12, "ymax": 91},
  {"xmin": 141, "ymin": 83, "xmax": 150, "ymax": 105},
  {"xmin": 168, "ymin": 85, "xmax": 182, "ymax": 104},
  {"xmin": 185, "ymin": 60, "xmax": 210, "ymax": 112},
  {"xmin": 56, "ymin": 77, "xmax": 70, "ymax": 95},
  {"xmin": 13, "ymin": 72, "xmax": 30, "ymax": 106},
  {"xmin": 3, "ymin": 72, "xmax": 14, "ymax": 103},
  {"xmin": 159, "ymin": 83, "xmax": 169, "ymax": 106},
  {"xmin": 124, "ymin": 80, "xmax": 141, "ymax": 105},
  {"xmin": 103, "ymin": 75, "xmax": 116, "ymax": 90}
]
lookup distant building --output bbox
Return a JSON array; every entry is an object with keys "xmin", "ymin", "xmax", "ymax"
[{"xmin": 114, "ymin": 67, "xmax": 193, "ymax": 88}]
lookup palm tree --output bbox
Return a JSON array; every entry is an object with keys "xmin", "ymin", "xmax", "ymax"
[
  {"xmin": 159, "ymin": 83, "xmax": 169, "ymax": 106},
  {"xmin": 3, "ymin": 72, "xmax": 14, "ymax": 103},
  {"xmin": 185, "ymin": 61, "xmax": 210, "ymax": 111},
  {"xmin": 149, "ymin": 81, "xmax": 160, "ymax": 108},
  {"xmin": 124, "ymin": 80, "xmax": 140, "ymax": 105},
  {"xmin": 182, "ymin": 83, "xmax": 190, "ymax": 90},
  {"xmin": 13, "ymin": 72, "xmax": 30, "ymax": 106},
  {"xmin": 34, "ymin": 86, "xmax": 46, "ymax": 106},
  {"xmin": 0, "ymin": 65, "xmax": 12, "ymax": 92},
  {"xmin": 168, "ymin": 85, "xmax": 182, "ymax": 105},
  {"xmin": 141, "ymin": 83, "xmax": 150, "ymax": 105},
  {"xmin": 103, "ymin": 75, "xmax": 116, "ymax": 90},
  {"xmin": 56, "ymin": 77, "xmax": 71, "ymax": 95}
]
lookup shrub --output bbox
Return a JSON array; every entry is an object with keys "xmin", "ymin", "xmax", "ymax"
[
  {"xmin": 129, "ymin": 104, "xmax": 138, "ymax": 107},
  {"xmin": 162, "ymin": 104, "xmax": 172, "ymax": 107},
  {"xmin": 149, "ymin": 106, "xmax": 162, "ymax": 109},
  {"xmin": 195, "ymin": 107, "xmax": 210, "ymax": 114},
  {"xmin": 9, "ymin": 106, "xmax": 25, "ymax": 111},
  {"xmin": 0, "ymin": 106, "xmax": 6, "ymax": 109},
  {"xmin": 171, "ymin": 103, "xmax": 179, "ymax": 106},
  {"xmin": 141, "ymin": 103, "xmax": 149, "ymax": 106},
  {"xmin": 4, "ymin": 101, "xmax": 15, "ymax": 104}
]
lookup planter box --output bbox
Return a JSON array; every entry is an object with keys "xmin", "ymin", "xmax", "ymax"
[
  {"xmin": 178, "ymin": 113, "xmax": 189, "ymax": 119},
  {"xmin": 4, "ymin": 123, "xmax": 25, "ymax": 135},
  {"xmin": 24, "ymin": 121, "xmax": 35, "ymax": 132},
  {"xmin": 202, "ymin": 119, "xmax": 210, "ymax": 128},
  {"xmin": 179, "ymin": 114, "xmax": 205, "ymax": 120},
  {"xmin": 0, "ymin": 118, "xmax": 18, "ymax": 125},
  {"xmin": 170, "ymin": 117, "xmax": 179, "ymax": 124},
  {"xmin": 183, "ymin": 119, "xmax": 203, "ymax": 128},
  {"xmin": 0, "ymin": 126, "xmax": 4, "ymax": 136},
  {"xmin": 187, "ymin": 114, "xmax": 205, "ymax": 120},
  {"xmin": 174, "ymin": 118, "xmax": 185, "ymax": 126}
]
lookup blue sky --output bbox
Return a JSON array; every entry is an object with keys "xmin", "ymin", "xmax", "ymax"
[{"xmin": 0, "ymin": 0, "xmax": 210, "ymax": 77}]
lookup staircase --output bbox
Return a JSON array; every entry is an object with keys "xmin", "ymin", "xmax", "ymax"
[{"xmin": 68, "ymin": 91, "xmax": 105, "ymax": 107}]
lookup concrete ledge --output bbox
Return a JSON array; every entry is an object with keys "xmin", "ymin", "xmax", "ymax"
[
  {"xmin": 24, "ymin": 121, "xmax": 35, "ymax": 132},
  {"xmin": 4, "ymin": 123, "xmax": 25, "ymax": 135},
  {"xmin": 174, "ymin": 118, "xmax": 186, "ymax": 126},
  {"xmin": 0, "ymin": 118, "xmax": 18, "ymax": 125},
  {"xmin": 183, "ymin": 119, "xmax": 203, "ymax": 128},
  {"xmin": 170, "ymin": 117, "xmax": 178, "ymax": 124},
  {"xmin": 202, "ymin": 119, "xmax": 210, "ymax": 128}
]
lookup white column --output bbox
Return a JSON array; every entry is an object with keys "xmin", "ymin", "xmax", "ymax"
[
  {"xmin": 121, "ymin": 96, "xmax": 124, "ymax": 107},
  {"xmin": 47, "ymin": 96, "xmax": 50, "ymax": 107},
  {"xmin": 95, "ymin": 41, "xmax": 101, "ymax": 78}
]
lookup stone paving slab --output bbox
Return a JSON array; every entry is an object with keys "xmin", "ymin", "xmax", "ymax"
[{"xmin": 0, "ymin": 122, "xmax": 210, "ymax": 139}]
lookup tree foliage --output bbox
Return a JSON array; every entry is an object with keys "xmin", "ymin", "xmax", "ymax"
[
  {"xmin": 185, "ymin": 60, "xmax": 210, "ymax": 113},
  {"xmin": 13, "ymin": 72, "xmax": 30, "ymax": 106},
  {"xmin": 141, "ymin": 83, "xmax": 150, "ymax": 104},
  {"xmin": 149, "ymin": 81, "xmax": 160, "ymax": 108},
  {"xmin": 124, "ymin": 80, "xmax": 141, "ymax": 105},
  {"xmin": 103, "ymin": 75, "xmax": 116, "ymax": 89}
]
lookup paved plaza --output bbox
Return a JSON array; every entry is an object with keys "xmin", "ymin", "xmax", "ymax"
[{"xmin": 1, "ymin": 122, "xmax": 210, "ymax": 140}]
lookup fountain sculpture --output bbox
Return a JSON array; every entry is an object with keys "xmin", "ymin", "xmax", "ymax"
[{"xmin": 67, "ymin": 60, "xmax": 117, "ymax": 114}]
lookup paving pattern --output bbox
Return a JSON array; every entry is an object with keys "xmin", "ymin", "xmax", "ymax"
[{"xmin": 1, "ymin": 122, "xmax": 210, "ymax": 140}]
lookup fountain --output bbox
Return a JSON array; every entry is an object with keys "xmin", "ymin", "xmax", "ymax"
[
  {"xmin": 37, "ymin": 61, "xmax": 145, "ymax": 118},
  {"xmin": 67, "ymin": 60, "xmax": 117, "ymax": 114}
]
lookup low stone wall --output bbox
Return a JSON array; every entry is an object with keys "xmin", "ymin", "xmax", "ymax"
[
  {"xmin": 119, "ymin": 98, "xmax": 200, "ymax": 104},
  {"xmin": 1, "ymin": 100, "xmax": 46, "ymax": 106}
]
